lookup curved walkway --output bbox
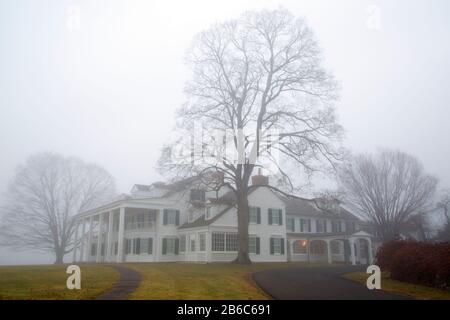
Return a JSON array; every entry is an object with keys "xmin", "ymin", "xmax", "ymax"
[
  {"xmin": 253, "ymin": 265, "xmax": 409, "ymax": 300},
  {"xmin": 96, "ymin": 265, "xmax": 142, "ymax": 300}
]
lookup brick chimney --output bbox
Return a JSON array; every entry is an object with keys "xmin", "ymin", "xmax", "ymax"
[{"xmin": 251, "ymin": 169, "xmax": 269, "ymax": 186}]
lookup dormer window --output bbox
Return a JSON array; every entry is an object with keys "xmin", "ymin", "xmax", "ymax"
[
  {"xmin": 190, "ymin": 189, "xmax": 205, "ymax": 202},
  {"xmin": 205, "ymin": 206, "xmax": 212, "ymax": 219}
]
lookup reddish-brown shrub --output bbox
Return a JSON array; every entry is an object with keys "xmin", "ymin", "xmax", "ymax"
[
  {"xmin": 376, "ymin": 240, "xmax": 450, "ymax": 289},
  {"xmin": 375, "ymin": 239, "xmax": 408, "ymax": 271}
]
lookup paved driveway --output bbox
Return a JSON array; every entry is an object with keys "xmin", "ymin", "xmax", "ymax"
[
  {"xmin": 96, "ymin": 265, "xmax": 142, "ymax": 300},
  {"xmin": 253, "ymin": 265, "xmax": 409, "ymax": 300}
]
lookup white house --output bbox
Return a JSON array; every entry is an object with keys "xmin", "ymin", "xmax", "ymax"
[{"xmin": 72, "ymin": 175, "xmax": 374, "ymax": 265}]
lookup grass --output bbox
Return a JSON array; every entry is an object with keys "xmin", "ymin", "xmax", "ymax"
[
  {"xmin": 343, "ymin": 272, "xmax": 450, "ymax": 300},
  {"xmin": 126, "ymin": 262, "xmax": 310, "ymax": 300},
  {"xmin": 0, "ymin": 264, "xmax": 119, "ymax": 300}
]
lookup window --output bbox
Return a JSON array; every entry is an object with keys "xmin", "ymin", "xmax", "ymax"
[
  {"xmin": 300, "ymin": 219, "xmax": 311, "ymax": 232},
  {"xmin": 212, "ymin": 232, "xmax": 238, "ymax": 252},
  {"xmin": 287, "ymin": 217, "xmax": 295, "ymax": 232},
  {"xmin": 316, "ymin": 219, "xmax": 327, "ymax": 233},
  {"xmin": 162, "ymin": 238, "xmax": 179, "ymax": 255},
  {"xmin": 270, "ymin": 237, "xmax": 285, "ymax": 255},
  {"xmin": 163, "ymin": 209, "xmax": 180, "ymax": 226},
  {"xmin": 292, "ymin": 240, "xmax": 308, "ymax": 254},
  {"xmin": 249, "ymin": 236, "xmax": 260, "ymax": 254},
  {"xmin": 249, "ymin": 207, "xmax": 261, "ymax": 224},
  {"xmin": 125, "ymin": 238, "xmax": 132, "ymax": 254},
  {"xmin": 142, "ymin": 238, "xmax": 153, "ymax": 254},
  {"xmin": 199, "ymin": 233, "xmax": 206, "ymax": 252},
  {"xmin": 132, "ymin": 238, "xmax": 141, "ymax": 254},
  {"xmin": 226, "ymin": 233, "xmax": 238, "ymax": 252},
  {"xmin": 179, "ymin": 235, "xmax": 186, "ymax": 253},
  {"xmin": 137, "ymin": 213, "xmax": 145, "ymax": 228},
  {"xmin": 268, "ymin": 209, "xmax": 283, "ymax": 225},
  {"xmin": 331, "ymin": 220, "xmax": 342, "ymax": 233},
  {"xmin": 331, "ymin": 241, "xmax": 341, "ymax": 254},
  {"xmin": 212, "ymin": 233, "xmax": 225, "ymax": 251},
  {"xmin": 101, "ymin": 243, "xmax": 105, "ymax": 255},
  {"xmin": 190, "ymin": 189, "xmax": 205, "ymax": 202},
  {"xmin": 310, "ymin": 241, "xmax": 326, "ymax": 254},
  {"xmin": 346, "ymin": 221, "xmax": 356, "ymax": 233}
]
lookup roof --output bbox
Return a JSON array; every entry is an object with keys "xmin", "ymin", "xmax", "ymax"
[
  {"xmin": 287, "ymin": 231, "xmax": 356, "ymax": 238},
  {"xmin": 178, "ymin": 205, "xmax": 231, "ymax": 229},
  {"xmin": 280, "ymin": 195, "xmax": 359, "ymax": 220},
  {"xmin": 132, "ymin": 184, "xmax": 153, "ymax": 192},
  {"xmin": 179, "ymin": 187, "xmax": 359, "ymax": 230},
  {"xmin": 178, "ymin": 188, "xmax": 258, "ymax": 230}
]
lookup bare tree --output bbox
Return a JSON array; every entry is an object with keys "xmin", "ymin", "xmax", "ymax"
[
  {"xmin": 436, "ymin": 189, "xmax": 450, "ymax": 241},
  {"xmin": 0, "ymin": 152, "xmax": 116, "ymax": 264},
  {"xmin": 159, "ymin": 9, "xmax": 343, "ymax": 264},
  {"xmin": 338, "ymin": 149, "xmax": 438, "ymax": 242}
]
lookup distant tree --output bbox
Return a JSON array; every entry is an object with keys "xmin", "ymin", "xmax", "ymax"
[
  {"xmin": 338, "ymin": 149, "xmax": 438, "ymax": 243},
  {"xmin": 159, "ymin": 9, "xmax": 343, "ymax": 264},
  {"xmin": 436, "ymin": 189, "xmax": 450, "ymax": 241},
  {"xmin": 0, "ymin": 152, "xmax": 116, "ymax": 264}
]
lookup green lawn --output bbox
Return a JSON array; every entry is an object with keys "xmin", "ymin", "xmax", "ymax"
[
  {"xmin": 0, "ymin": 262, "xmax": 328, "ymax": 300},
  {"xmin": 126, "ymin": 262, "xmax": 309, "ymax": 300},
  {"xmin": 0, "ymin": 264, "xmax": 119, "ymax": 300},
  {"xmin": 343, "ymin": 272, "xmax": 450, "ymax": 300}
]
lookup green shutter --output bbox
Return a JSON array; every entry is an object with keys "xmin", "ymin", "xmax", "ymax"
[
  {"xmin": 256, "ymin": 237, "xmax": 260, "ymax": 255},
  {"xmin": 163, "ymin": 209, "xmax": 169, "ymax": 225},
  {"xmin": 281, "ymin": 238, "xmax": 285, "ymax": 255},
  {"xmin": 175, "ymin": 238, "xmax": 179, "ymax": 254},
  {"xmin": 257, "ymin": 207, "xmax": 261, "ymax": 224},
  {"xmin": 175, "ymin": 211, "xmax": 180, "ymax": 226},
  {"xmin": 268, "ymin": 209, "xmax": 273, "ymax": 225},
  {"xmin": 136, "ymin": 238, "xmax": 141, "ymax": 254},
  {"xmin": 279, "ymin": 209, "xmax": 283, "ymax": 225},
  {"xmin": 270, "ymin": 238, "xmax": 274, "ymax": 255},
  {"xmin": 308, "ymin": 219, "xmax": 311, "ymax": 232},
  {"xmin": 162, "ymin": 238, "xmax": 167, "ymax": 255}
]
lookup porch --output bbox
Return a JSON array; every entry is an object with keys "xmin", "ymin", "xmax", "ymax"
[
  {"xmin": 72, "ymin": 205, "xmax": 163, "ymax": 264},
  {"xmin": 287, "ymin": 231, "xmax": 374, "ymax": 265}
]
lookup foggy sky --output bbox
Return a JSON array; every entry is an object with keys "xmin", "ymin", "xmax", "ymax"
[{"xmin": 1, "ymin": 0, "xmax": 449, "ymax": 264}]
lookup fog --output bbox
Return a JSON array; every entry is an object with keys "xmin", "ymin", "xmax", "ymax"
[{"xmin": 0, "ymin": 0, "xmax": 449, "ymax": 264}]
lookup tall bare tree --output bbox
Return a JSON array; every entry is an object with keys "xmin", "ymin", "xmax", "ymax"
[
  {"xmin": 436, "ymin": 189, "xmax": 450, "ymax": 241},
  {"xmin": 338, "ymin": 149, "xmax": 438, "ymax": 242},
  {"xmin": 0, "ymin": 152, "xmax": 116, "ymax": 264},
  {"xmin": 159, "ymin": 9, "xmax": 343, "ymax": 264}
]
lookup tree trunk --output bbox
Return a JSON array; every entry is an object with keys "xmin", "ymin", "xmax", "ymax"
[
  {"xmin": 233, "ymin": 187, "xmax": 252, "ymax": 265},
  {"xmin": 54, "ymin": 249, "xmax": 64, "ymax": 264}
]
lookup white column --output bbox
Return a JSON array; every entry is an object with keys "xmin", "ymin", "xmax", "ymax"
[
  {"xmin": 349, "ymin": 239, "xmax": 356, "ymax": 265},
  {"xmin": 105, "ymin": 211, "xmax": 114, "ymax": 262},
  {"xmin": 79, "ymin": 218, "xmax": 86, "ymax": 262},
  {"xmin": 72, "ymin": 221, "xmax": 79, "ymax": 263},
  {"xmin": 367, "ymin": 238, "xmax": 373, "ymax": 264},
  {"xmin": 96, "ymin": 213, "xmax": 104, "ymax": 263},
  {"xmin": 116, "ymin": 207, "xmax": 125, "ymax": 263},
  {"xmin": 326, "ymin": 240, "xmax": 332, "ymax": 264},
  {"xmin": 86, "ymin": 216, "xmax": 94, "ymax": 262},
  {"xmin": 206, "ymin": 232, "xmax": 212, "ymax": 263}
]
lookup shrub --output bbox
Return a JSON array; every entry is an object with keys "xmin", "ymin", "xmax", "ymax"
[
  {"xmin": 375, "ymin": 239, "xmax": 408, "ymax": 271},
  {"xmin": 376, "ymin": 240, "xmax": 450, "ymax": 289}
]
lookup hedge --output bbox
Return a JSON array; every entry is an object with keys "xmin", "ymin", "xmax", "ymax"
[{"xmin": 376, "ymin": 240, "xmax": 450, "ymax": 289}]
